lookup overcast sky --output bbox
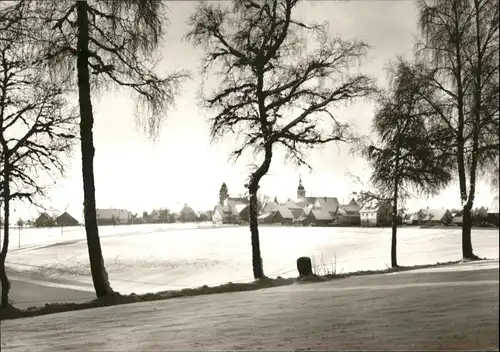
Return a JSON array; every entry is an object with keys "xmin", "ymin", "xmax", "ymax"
[{"xmin": 12, "ymin": 0, "xmax": 496, "ymax": 220}]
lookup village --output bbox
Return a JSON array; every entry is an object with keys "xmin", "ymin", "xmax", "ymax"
[
  {"xmin": 211, "ymin": 179, "xmax": 499, "ymax": 228},
  {"xmin": 12, "ymin": 178, "xmax": 499, "ymax": 230}
]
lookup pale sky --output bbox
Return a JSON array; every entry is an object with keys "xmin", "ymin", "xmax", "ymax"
[{"xmin": 11, "ymin": 1, "xmax": 496, "ymax": 221}]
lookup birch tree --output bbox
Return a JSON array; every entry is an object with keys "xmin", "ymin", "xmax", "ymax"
[
  {"xmin": 187, "ymin": 0, "xmax": 375, "ymax": 279},
  {"xmin": 365, "ymin": 60, "xmax": 453, "ymax": 268},
  {"xmin": 34, "ymin": 0, "xmax": 190, "ymax": 297},
  {"xmin": 0, "ymin": 2, "xmax": 76, "ymax": 308},
  {"xmin": 415, "ymin": 0, "xmax": 499, "ymax": 259}
]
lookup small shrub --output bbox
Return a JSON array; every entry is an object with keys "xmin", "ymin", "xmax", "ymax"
[{"xmin": 311, "ymin": 252, "xmax": 344, "ymax": 278}]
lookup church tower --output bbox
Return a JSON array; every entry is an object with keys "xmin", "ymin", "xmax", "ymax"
[{"xmin": 297, "ymin": 176, "xmax": 306, "ymax": 199}]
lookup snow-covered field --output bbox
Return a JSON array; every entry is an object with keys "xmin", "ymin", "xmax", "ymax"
[{"xmin": 6, "ymin": 224, "xmax": 499, "ymax": 295}]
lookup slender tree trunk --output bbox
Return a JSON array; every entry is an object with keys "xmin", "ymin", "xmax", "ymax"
[
  {"xmin": 391, "ymin": 192, "xmax": 399, "ymax": 268},
  {"xmin": 76, "ymin": 0, "xmax": 114, "ymax": 297},
  {"xmin": 0, "ymin": 160, "xmax": 11, "ymax": 308},
  {"xmin": 462, "ymin": 205, "xmax": 475, "ymax": 258},
  {"xmin": 457, "ymin": 139, "xmax": 476, "ymax": 258},
  {"xmin": 248, "ymin": 190, "xmax": 263, "ymax": 279},
  {"xmin": 451, "ymin": 11, "xmax": 476, "ymax": 260},
  {"xmin": 391, "ymin": 144, "xmax": 401, "ymax": 268},
  {"xmin": 247, "ymin": 147, "xmax": 273, "ymax": 280},
  {"xmin": 460, "ymin": 0, "xmax": 483, "ymax": 261},
  {"xmin": 462, "ymin": 119, "xmax": 480, "ymax": 261}
]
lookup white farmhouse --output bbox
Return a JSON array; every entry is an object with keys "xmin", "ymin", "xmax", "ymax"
[
  {"xmin": 96, "ymin": 208, "xmax": 131, "ymax": 225},
  {"xmin": 359, "ymin": 200, "xmax": 392, "ymax": 227}
]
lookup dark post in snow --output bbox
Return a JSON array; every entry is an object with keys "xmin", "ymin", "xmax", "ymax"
[{"xmin": 297, "ymin": 257, "xmax": 313, "ymax": 277}]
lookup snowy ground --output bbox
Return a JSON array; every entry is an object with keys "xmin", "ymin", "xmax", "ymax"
[
  {"xmin": 2, "ymin": 264, "xmax": 498, "ymax": 351},
  {"xmin": 6, "ymin": 224, "xmax": 500, "ymax": 295}
]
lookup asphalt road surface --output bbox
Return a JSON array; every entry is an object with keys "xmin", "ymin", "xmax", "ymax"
[{"xmin": 2, "ymin": 263, "xmax": 499, "ymax": 351}]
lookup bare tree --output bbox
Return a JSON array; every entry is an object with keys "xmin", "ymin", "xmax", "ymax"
[
  {"xmin": 187, "ymin": 0, "xmax": 375, "ymax": 279},
  {"xmin": 364, "ymin": 60, "xmax": 453, "ymax": 268},
  {"xmin": 30, "ymin": 0, "xmax": 190, "ymax": 297},
  {"xmin": 415, "ymin": 0, "xmax": 499, "ymax": 259},
  {"xmin": 0, "ymin": 3, "xmax": 76, "ymax": 308}
]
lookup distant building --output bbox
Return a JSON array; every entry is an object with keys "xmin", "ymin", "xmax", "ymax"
[
  {"xmin": 360, "ymin": 201, "xmax": 392, "ymax": 227},
  {"xmin": 258, "ymin": 207, "xmax": 294, "ymax": 225},
  {"xmin": 489, "ymin": 195, "xmax": 499, "ymax": 213},
  {"xmin": 303, "ymin": 209, "xmax": 334, "ymax": 226},
  {"xmin": 297, "ymin": 177, "xmax": 306, "ymax": 199},
  {"xmin": 178, "ymin": 204, "xmax": 198, "ymax": 222},
  {"xmin": 282, "ymin": 200, "xmax": 306, "ymax": 221},
  {"xmin": 259, "ymin": 199, "xmax": 305, "ymax": 225},
  {"xmin": 293, "ymin": 177, "xmax": 342, "ymax": 226},
  {"xmin": 260, "ymin": 200, "xmax": 280, "ymax": 214},
  {"xmin": 96, "ymin": 208, "xmax": 130, "ymax": 225},
  {"xmin": 418, "ymin": 208, "xmax": 453, "ymax": 226},
  {"xmin": 313, "ymin": 197, "xmax": 339, "ymax": 214},
  {"xmin": 149, "ymin": 209, "xmax": 161, "ymax": 222},
  {"xmin": 407, "ymin": 213, "xmax": 419, "ymax": 225},
  {"xmin": 254, "ymin": 178, "xmax": 366, "ymax": 227},
  {"xmin": 451, "ymin": 215, "xmax": 463, "ymax": 226},
  {"xmin": 55, "ymin": 212, "xmax": 79, "ymax": 227},
  {"xmin": 212, "ymin": 197, "xmax": 250, "ymax": 224},
  {"xmin": 203, "ymin": 210, "xmax": 213, "ymax": 221},
  {"xmin": 335, "ymin": 199, "xmax": 361, "ymax": 226},
  {"xmin": 487, "ymin": 195, "xmax": 499, "ymax": 227},
  {"xmin": 34, "ymin": 213, "xmax": 56, "ymax": 228}
]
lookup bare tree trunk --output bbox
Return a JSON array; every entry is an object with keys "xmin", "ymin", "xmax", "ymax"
[
  {"xmin": 391, "ymin": 143, "xmax": 401, "ymax": 268},
  {"xmin": 247, "ymin": 147, "xmax": 273, "ymax": 280},
  {"xmin": 391, "ymin": 192, "xmax": 399, "ymax": 268},
  {"xmin": 0, "ymin": 161, "xmax": 11, "ymax": 308},
  {"xmin": 76, "ymin": 0, "xmax": 114, "ymax": 297},
  {"xmin": 452, "ymin": 15, "xmax": 476, "ymax": 260},
  {"xmin": 462, "ymin": 205, "xmax": 475, "ymax": 258},
  {"xmin": 457, "ymin": 141, "xmax": 474, "ymax": 258},
  {"xmin": 462, "ymin": 106, "xmax": 480, "ymax": 260},
  {"xmin": 248, "ymin": 191, "xmax": 263, "ymax": 279},
  {"xmin": 460, "ymin": 0, "xmax": 483, "ymax": 261}
]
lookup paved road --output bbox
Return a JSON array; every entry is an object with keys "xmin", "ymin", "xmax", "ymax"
[
  {"xmin": 2, "ymin": 263, "xmax": 499, "ymax": 351},
  {"xmin": 9, "ymin": 279, "xmax": 94, "ymax": 309}
]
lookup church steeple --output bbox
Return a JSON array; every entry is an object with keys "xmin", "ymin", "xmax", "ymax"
[{"xmin": 297, "ymin": 175, "xmax": 306, "ymax": 199}]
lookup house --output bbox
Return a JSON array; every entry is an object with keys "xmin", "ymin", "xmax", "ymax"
[
  {"xmin": 258, "ymin": 207, "xmax": 294, "ymax": 225},
  {"xmin": 201, "ymin": 210, "xmax": 213, "ymax": 222},
  {"xmin": 451, "ymin": 215, "xmax": 463, "ymax": 226},
  {"xmin": 55, "ymin": 212, "xmax": 79, "ymax": 227},
  {"xmin": 359, "ymin": 201, "xmax": 392, "ymax": 227},
  {"xmin": 96, "ymin": 208, "xmax": 130, "ymax": 225},
  {"xmin": 335, "ymin": 199, "xmax": 361, "ymax": 226},
  {"xmin": 34, "ymin": 213, "xmax": 56, "ymax": 228},
  {"xmin": 296, "ymin": 197, "xmax": 318, "ymax": 208},
  {"xmin": 257, "ymin": 212, "xmax": 275, "ymax": 224},
  {"xmin": 407, "ymin": 213, "xmax": 419, "ymax": 225},
  {"xmin": 260, "ymin": 200, "xmax": 280, "ymax": 214},
  {"xmin": 178, "ymin": 204, "xmax": 198, "ymax": 222},
  {"xmin": 283, "ymin": 200, "xmax": 306, "ymax": 220},
  {"xmin": 212, "ymin": 197, "xmax": 250, "ymax": 224},
  {"xmin": 206, "ymin": 210, "xmax": 214, "ymax": 219},
  {"xmin": 418, "ymin": 208, "xmax": 453, "ymax": 226},
  {"xmin": 149, "ymin": 209, "xmax": 161, "ymax": 222},
  {"xmin": 303, "ymin": 209, "xmax": 334, "ymax": 226},
  {"xmin": 487, "ymin": 195, "xmax": 499, "ymax": 227},
  {"xmin": 212, "ymin": 204, "xmax": 227, "ymax": 224},
  {"xmin": 402, "ymin": 213, "xmax": 412, "ymax": 225},
  {"xmin": 313, "ymin": 197, "xmax": 339, "ymax": 214}
]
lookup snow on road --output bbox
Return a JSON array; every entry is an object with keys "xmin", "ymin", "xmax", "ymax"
[{"xmin": 2, "ymin": 264, "xmax": 498, "ymax": 351}]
